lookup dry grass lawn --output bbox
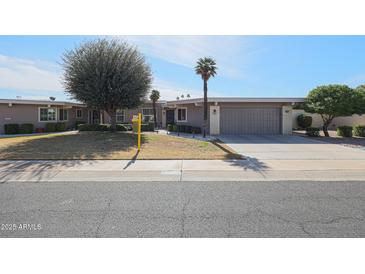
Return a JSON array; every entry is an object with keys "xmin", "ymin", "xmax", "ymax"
[{"xmin": 0, "ymin": 131, "xmax": 241, "ymax": 160}]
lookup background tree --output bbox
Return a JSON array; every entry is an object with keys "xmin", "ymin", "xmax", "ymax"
[
  {"xmin": 195, "ymin": 57, "xmax": 217, "ymax": 137},
  {"xmin": 62, "ymin": 38, "xmax": 152, "ymax": 131},
  {"xmin": 149, "ymin": 89, "xmax": 160, "ymax": 128},
  {"xmin": 304, "ymin": 84, "xmax": 365, "ymax": 136}
]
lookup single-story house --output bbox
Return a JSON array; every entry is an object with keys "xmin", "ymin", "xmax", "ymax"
[
  {"xmin": 1, "ymin": 97, "xmax": 305, "ymax": 135},
  {"xmin": 164, "ymin": 97, "xmax": 304, "ymax": 135},
  {"xmin": 0, "ymin": 98, "xmax": 166, "ymax": 134}
]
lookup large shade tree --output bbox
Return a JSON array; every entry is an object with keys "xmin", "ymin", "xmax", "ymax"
[
  {"xmin": 304, "ymin": 84, "xmax": 365, "ymax": 136},
  {"xmin": 149, "ymin": 89, "xmax": 160, "ymax": 128},
  {"xmin": 62, "ymin": 38, "xmax": 152, "ymax": 130},
  {"xmin": 195, "ymin": 57, "xmax": 217, "ymax": 138}
]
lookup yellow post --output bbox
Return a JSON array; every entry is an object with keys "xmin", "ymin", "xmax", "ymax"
[{"xmin": 137, "ymin": 112, "xmax": 142, "ymax": 151}]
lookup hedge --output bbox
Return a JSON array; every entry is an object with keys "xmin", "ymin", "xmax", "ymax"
[
  {"xmin": 305, "ymin": 127, "xmax": 320, "ymax": 137},
  {"xmin": 78, "ymin": 124, "xmax": 110, "ymax": 131},
  {"xmin": 4, "ymin": 124, "xmax": 19, "ymax": 134},
  {"xmin": 337, "ymin": 126, "xmax": 353, "ymax": 137},
  {"xmin": 353, "ymin": 125, "xmax": 365, "ymax": 137},
  {"xmin": 45, "ymin": 123, "xmax": 57, "ymax": 132},
  {"xmin": 167, "ymin": 123, "xmax": 202, "ymax": 134},
  {"xmin": 297, "ymin": 114, "xmax": 312, "ymax": 129},
  {"xmin": 75, "ymin": 121, "xmax": 87, "ymax": 129},
  {"xmin": 19, "ymin": 123, "xmax": 34, "ymax": 134},
  {"xmin": 56, "ymin": 122, "xmax": 67, "ymax": 132}
]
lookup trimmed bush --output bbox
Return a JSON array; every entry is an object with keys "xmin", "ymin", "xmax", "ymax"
[
  {"xmin": 167, "ymin": 124, "xmax": 174, "ymax": 131},
  {"xmin": 141, "ymin": 122, "xmax": 155, "ymax": 132},
  {"xmin": 75, "ymin": 121, "xmax": 86, "ymax": 129},
  {"xmin": 45, "ymin": 123, "xmax": 57, "ymax": 132},
  {"xmin": 56, "ymin": 122, "xmax": 67, "ymax": 132},
  {"xmin": 19, "ymin": 123, "xmax": 34, "ymax": 134},
  {"xmin": 192, "ymin": 127, "xmax": 202, "ymax": 134},
  {"xmin": 305, "ymin": 127, "xmax": 320, "ymax": 137},
  {"xmin": 116, "ymin": 124, "xmax": 128, "ymax": 131},
  {"xmin": 4, "ymin": 124, "xmax": 19, "ymax": 134},
  {"xmin": 297, "ymin": 114, "xmax": 312, "ymax": 129},
  {"xmin": 353, "ymin": 125, "xmax": 365, "ymax": 137},
  {"xmin": 78, "ymin": 124, "xmax": 112, "ymax": 131},
  {"xmin": 337, "ymin": 126, "xmax": 353, "ymax": 137}
]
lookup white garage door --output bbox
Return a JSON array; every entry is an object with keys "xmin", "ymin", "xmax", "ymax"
[{"xmin": 220, "ymin": 107, "xmax": 282, "ymax": 135}]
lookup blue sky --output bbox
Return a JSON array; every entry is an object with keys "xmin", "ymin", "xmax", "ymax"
[{"xmin": 1, "ymin": 35, "xmax": 365, "ymax": 101}]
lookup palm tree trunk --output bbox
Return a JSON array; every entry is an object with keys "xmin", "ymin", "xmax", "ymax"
[
  {"xmin": 203, "ymin": 79, "xmax": 208, "ymax": 138},
  {"xmin": 153, "ymin": 101, "xmax": 157, "ymax": 128}
]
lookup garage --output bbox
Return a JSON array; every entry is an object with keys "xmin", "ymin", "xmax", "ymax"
[{"xmin": 220, "ymin": 107, "xmax": 282, "ymax": 135}]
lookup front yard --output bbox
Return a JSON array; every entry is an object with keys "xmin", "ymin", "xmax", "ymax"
[{"xmin": 0, "ymin": 131, "xmax": 241, "ymax": 160}]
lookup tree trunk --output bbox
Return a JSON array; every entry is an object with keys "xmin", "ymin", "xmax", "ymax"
[
  {"xmin": 108, "ymin": 109, "xmax": 117, "ymax": 132},
  {"xmin": 203, "ymin": 79, "xmax": 208, "ymax": 138},
  {"xmin": 322, "ymin": 118, "xmax": 332, "ymax": 137},
  {"xmin": 322, "ymin": 124, "xmax": 329, "ymax": 137},
  {"xmin": 153, "ymin": 101, "xmax": 157, "ymax": 128}
]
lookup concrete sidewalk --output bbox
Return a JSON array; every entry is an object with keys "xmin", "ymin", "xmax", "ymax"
[{"xmin": 1, "ymin": 159, "xmax": 365, "ymax": 182}]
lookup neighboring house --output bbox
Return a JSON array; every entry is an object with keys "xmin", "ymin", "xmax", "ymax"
[
  {"xmin": 1, "ymin": 97, "xmax": 305, "ymax": 135},
  {"xmin": 0, "ymin": 99, "xmax": 87, "ymax": 134},
  {"xmin": 292, "ymin": 109, "xmax": 365, "ymax": 130}
]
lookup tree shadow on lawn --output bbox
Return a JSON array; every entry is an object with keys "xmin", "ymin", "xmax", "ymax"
[
  {"xmin": 0, "ymin": 132, "xmax": 148, "ymax": 182},
  {"xmin": 0, "ymin": 131, "xmax": 147, "ymax": 160}
]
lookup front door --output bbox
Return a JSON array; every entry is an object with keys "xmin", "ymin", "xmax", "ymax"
[{"xmin": 166, "ymin": 109, "xmax": 175, "ymax": 125}]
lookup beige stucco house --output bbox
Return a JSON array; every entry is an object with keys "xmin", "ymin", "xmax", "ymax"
[{"xmin": 1, "ymin": 97, "xmax": 308, "ymax": 135}]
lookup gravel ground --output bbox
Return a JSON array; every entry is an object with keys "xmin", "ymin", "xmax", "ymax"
[{"xmin": 294, "ymin": 130, "xmax": 365, "ymax": 150}]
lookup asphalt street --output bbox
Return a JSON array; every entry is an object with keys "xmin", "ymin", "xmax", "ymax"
[{"xmin": 1, "ymin": 180, "xmax": 365, "ymax": 237}]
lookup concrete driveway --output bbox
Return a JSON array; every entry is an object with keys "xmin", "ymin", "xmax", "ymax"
[{"xmin": 219, "ymin": 135, "xmax": 365, "ymax": 160}]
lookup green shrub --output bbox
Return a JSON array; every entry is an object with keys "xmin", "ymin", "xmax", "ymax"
[
  {"xmin": 305, "ymin": 127, "xmax": 320, "ymax": 137},
  {"xmin": 45, "ymin": 123, "xmax": 57, "ymax": 132},
  {"xmin": 116, "ymin": 124, "xmax": 128, "ymax": 131},
  {"xmin": 19, "ymin": 123, "xmax": 34, "ymax": 134},
  {"xmin": 353, "ymin": 125, "xmax": 365, "ymax": 137},
  {"xmin": 78, "ymin": 124, "xmax": 112, "ymax": 131},
  {"xmin": 56, "ymin": 122, "xmax": 67, "ymax": 132},
  {"xmin": 297, "ymin": 114, "xmax": 312, "ymax": 129},
  {"xmin": 4, "ymin": 124, "xmax": 19, "ymax": 134},
  {"xmin": 172, "ymin": 124, "xmax": 178, "ymax": 132},
  {"xmin": 75, "ymin": 121, "xmax": 86, "ymax": 129},
  {"xmin": 167, "ymin": 124, "xmax": 174, "ymax": 131},
  {"xmin": 192, "ymin": 127, "xmax": 202, "ymax": 134},
  {"xmin": 141, "ymin": 122, "xmax": 155, "ymax": 132},
  {"xmin": 337, "ymin": 126, "xmax": 353, "ymax": 137},
  {"xmin": 119, "ymin": 124, "xmax": 132, "ymax": 131}
]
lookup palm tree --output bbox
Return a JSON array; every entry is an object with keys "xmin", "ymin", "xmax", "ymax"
[
  {"xmin": 149, "ymin": 89, "xmax": 160, "ymax": 128},
  {"xmin": 195, "ymin": 57, "xmax": 217, "ymax": 137}
]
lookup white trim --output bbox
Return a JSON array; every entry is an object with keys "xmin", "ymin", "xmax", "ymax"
[
  {"xmin": 167, "ymin": 97, "xmax": 305, "ymax": 105},
  {"xmin": 76, "ymin": 108, "xmax": 83, "ymax": 119},
  {"xmin": 0, "ymin": 98, "xmax": 85, "ymax": 107},
  {"xmin": 176, "ymin": 107, "xmax": 188, "ymax": 122},
  {"xmin": 38, "ymin": 107, "xmax": 58, "ymax": 123}
]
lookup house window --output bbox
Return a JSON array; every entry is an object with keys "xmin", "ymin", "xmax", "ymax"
[
  {"xmin": 76, "ymin": 109, "xmax": 83, "ymax": 119},
  {"xmin": 116, "ymin": 109, "xmax": 126, "ymax": 123},
  {"xmin": 142, "ymin": 108, "xmax": 154, "ymax": 123},
  {"xmin": 59, "ymin": 109, "xmax": 68, "ymax": 121},
  {"xmin": 177, "ymin": 108, "xmax": 187, "ymax": 122},
  {"xmin": 39, "ymin": 107, "xmax": 57, "ymax": 122}
]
